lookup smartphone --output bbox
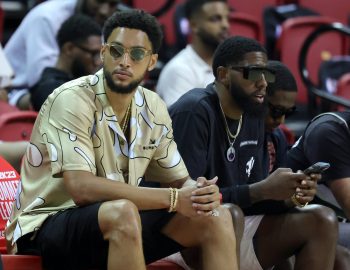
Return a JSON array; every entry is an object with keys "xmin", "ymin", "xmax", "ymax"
[{"xmin": 303, "ymin": 162, "xmax": 330, "ymax": 175}]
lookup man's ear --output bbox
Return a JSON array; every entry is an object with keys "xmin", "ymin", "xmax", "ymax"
[
  {"xmin": 61, "ymin": 42, "xmax": 76, "ymax": 56},
  {"xmin": 147, "ymin": 53, "xmax": 158, "ymax": 71},
  {"xmin": 189, "ymin": 18, "xmax": 199, "ymax": 34},
  {"xmin": 100, "ymin": 44, "xmax": 107, "ymax": 61},
  {"xmin": 217, "ymin": 66, "xmax": 230, "ymax": 87}
]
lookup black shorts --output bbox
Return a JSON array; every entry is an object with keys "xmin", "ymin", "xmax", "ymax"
[{"xmin": 17, "ymin": 203, "xmax": 183, "ymax": 270}]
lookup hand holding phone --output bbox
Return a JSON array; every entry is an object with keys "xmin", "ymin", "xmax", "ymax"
[
  {"xmin": 291, "ymin": 162, "xmax": 330, "ymax": 207},
  {"xmin": 303, "ymin": 162, "xmax": 330, "ymax": 175}
]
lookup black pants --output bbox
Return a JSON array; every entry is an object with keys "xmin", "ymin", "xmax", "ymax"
[{"xmin": 17, "ymin": 203, "xmax": 183, "ymax": 270}]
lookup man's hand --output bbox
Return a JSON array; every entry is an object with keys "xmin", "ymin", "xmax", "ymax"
[
  {"xmin": 191, "ymin": 176, "xmax": 220, "ymax": 216},
  {"xmin": 251, "ymin": 168, "xmax": 308, "ymax": 202},
  {"xmin": 176, "ymin": 176, "xmax": 221, "ymax": 216},
  {"xmin": 292, "ymin": 172, "xmax": 321, "ymax": 205},
  {"xmin": 176, "ymin": 185, "xmax": 200, "ymax": 217}
]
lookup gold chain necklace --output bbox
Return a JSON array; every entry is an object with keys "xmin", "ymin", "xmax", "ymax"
[
  {"xmin": 218, "ymin": 102, "xmax": 242, "ymax": 162},
  {"xmin": 121, "ymin": 102, "xmax": 131, "ymax": 134}
]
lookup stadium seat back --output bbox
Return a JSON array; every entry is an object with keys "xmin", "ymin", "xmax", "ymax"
[{"xmin": 0, "ymin": 111, "xmax": 38, "ymax": 141}]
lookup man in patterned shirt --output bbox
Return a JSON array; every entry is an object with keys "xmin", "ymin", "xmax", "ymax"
[{"xmin": 5, "ymin": 9, "xmax": 239, "ymax": 270}]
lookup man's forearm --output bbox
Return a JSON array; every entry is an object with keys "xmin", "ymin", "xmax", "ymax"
[{"xmin": 249, "ymin": 181, "xmax": 269, "ymax": 204}]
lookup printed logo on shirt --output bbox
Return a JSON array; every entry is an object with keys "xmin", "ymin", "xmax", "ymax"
[
  {"xmin": 240, "ymin": 140, "xmax": 258, "ymax": 147},
  {"xmin": 291, "ymin": 136, "xmax": 302, "ymax": 148},
  {"xmin": 246, "ymin": 157, "xmax": 255, "ymax": 178}
]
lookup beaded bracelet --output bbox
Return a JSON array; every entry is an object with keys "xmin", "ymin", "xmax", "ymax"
[{"xmin": 168, "ymin": 188, "xmax": 179, "ymax": 212}]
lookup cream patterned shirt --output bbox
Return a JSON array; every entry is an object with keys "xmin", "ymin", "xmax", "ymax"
[{"xmin": 6, "ymin": 70, "xmax": 188, "ymax": 253}]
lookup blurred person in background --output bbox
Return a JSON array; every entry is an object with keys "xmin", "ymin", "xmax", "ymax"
[
  {"xmin": 156, "ymin": 0, "xmax": 230, "ymax": 107},
  {"xmin": 4, "ymin": 0, "xmax": 123, "ymax": 109},
  {"xmin": 29, "ymin": 14, "xmax": 102, "ymax": 111}
]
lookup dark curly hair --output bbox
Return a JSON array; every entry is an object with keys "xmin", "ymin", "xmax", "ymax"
[
  {"xmin": 102, "ymin": 9, "xmax": 163, "ymax": 53},
  {"xmin": 212, "ymin": 36, "xmax": 267, "ymax": 79},
  {"xmin": 184, "ymin": 0, "xmax": 227, "ymax": 19},
  {"xmin": 57, "ymin": 14, "xmax": 102, "ymax": 49},
  {"xmin": 267, "ymin": 60, "xmax": 297, "ymax": 96}
]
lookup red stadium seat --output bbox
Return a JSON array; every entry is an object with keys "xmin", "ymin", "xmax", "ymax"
[
  {"xmin": 228, "ymin": 0, "xmax": 291, "ymax": 42},
  {"xmin": 298, "ymin": 0, "xmax": 350, "ymax": 25},
  {"xmin": 1, "ymin": 255, "xmax": 184, "ymax": 270},
  {"xmin": 0, "ymin": 101, "xmax": 20, "ymax": 115},
  {"xmin": 0, "ymin": 111, "xmax": 37, "ymax": 141},
  {"xmin": 276, "ymin": 16, "xmax": 349, "ymax": 106},
  {"xmin": 228, "ymin": 0, "xmax": 284, "ymax": 19},
  {"xmin": 1, "ymin": 255, "xmax": 43, "ymax": 270},
  {"xmin": 229, "ymin": 12, "xmax": 263, "ymax": 42},
  {"xmin": 148, "ymin": 259, "xmax": 185, "ymax": 269},
  {"xmin": 132, "ymin": 0, "xmax": 186, "ymax": 47}
]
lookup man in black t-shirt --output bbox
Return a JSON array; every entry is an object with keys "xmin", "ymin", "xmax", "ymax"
[
  {"xmin": 170, "ymin": 36, "xmax": 339, "ymax": 270},
  {"xmin": 29, "ymin": 15, "xmax": 102, "ymax": 111},
  {"xmin": 287, "ymin": 111, "xmax": 350, "ymax": 249}
]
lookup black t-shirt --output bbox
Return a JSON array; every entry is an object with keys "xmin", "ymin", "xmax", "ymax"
[
  {"xmin": 30, "ymin": 67, "xmax": 72, "ymax": 111},
  {"xmin": 170, "ymin": 84, "xmax": 288, "ymax": 214},
  {"xmin": 287, "ymin": 112, "xmax": 350, "ymax": 183}
]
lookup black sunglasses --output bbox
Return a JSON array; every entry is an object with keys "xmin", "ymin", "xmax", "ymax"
[
  {"xmin": 74, "ymin": 43, "xmax": 100, "ymax": 61},
  {"xmin": 268, "ymin": 103, "xmax": 296, "ymax": 119},
  {"xmin": 230, "ymin": 65, "xmax": 276, "ymax": 83},
  {"xmin": 106, "ymin": 43, "xmax": 152, "ymax": 62}
]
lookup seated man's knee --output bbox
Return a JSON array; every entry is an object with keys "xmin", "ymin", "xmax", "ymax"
[
  {"xmin": 98, "ymin": 200, "xmax": 141, "ymax": 241},
  {"xmin": 335, "ymin": 245, "xmax": 350, "ymax": 269},
  {"xmin": 223, "ymin": 204, "xmax": 244, "ymax": 239},
  {"xmin": 199, "ymin": 206, "xmax": 235, "ymax": 238},
  {"xmin": 306, "ymin": 205, "xmax": 338, "ymax": 232}
]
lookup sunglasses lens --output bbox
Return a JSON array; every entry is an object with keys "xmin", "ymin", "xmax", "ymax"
[
  {"xmin": 108, "ymin": 44, "xmax": 148, "ymax": 62},
  {"xmin": 269, "ymin": 104, "xmax": 296, "ymax": 119},
  {"xmin": 247, "ymin": 68, "xmax": 276, "ymax": 83},
  {"xmin": 130, "ymin": 48, "xmax": 146, "ymax": 62},
  {"xmin": 109, "ymin": 44, "xmax": 124, "ymax": 58},
  {"xmin": 264, "ymin": 70, "xmax": 276, "ymax": 83},
  {"xmin": 247, "ymin": 69, "xmax": 260, "ymax": 82},
  {"xmin": 271, "ymin": 108, "xmax": 284, "ymax": 118}
]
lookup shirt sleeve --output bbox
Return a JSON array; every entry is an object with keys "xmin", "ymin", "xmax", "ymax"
[
  {"xmin": 303, "ymin": 121, "xmax": 350, "ymax": 182},
  {"xmin": 42, "ymin": 89, "xmax": 97, "ymax": 177}
]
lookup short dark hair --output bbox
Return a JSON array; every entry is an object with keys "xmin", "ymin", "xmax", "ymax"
[
  {"xmin": 267, "ymin": 60, "xmax": 297, "ymax": 96},
  {"xmin": 57, "ymin": 14, "xmax": 102, "ymax": 48},
  {"xmin": 102, "ymin": 9, "xmax": 163, "ymax": 53},
  {"xmin": 184, "ymin": 0, "xmax": 227, "ymax": 19},
  {"xmin": 212, "ymin": 36, "xmax": 267, "ymax": 78}
]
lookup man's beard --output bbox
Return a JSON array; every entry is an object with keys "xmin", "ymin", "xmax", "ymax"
[
  {"xmin": 197, "ymin": 28, "xmax": 221, "ymax": 52},
  {"xmin": 229, "ymin": 81, "xmax": 267, "ymax": 118},
  {"xmin": 104, "ymin": 67, "xmax": 144, "ymax": 94}
]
